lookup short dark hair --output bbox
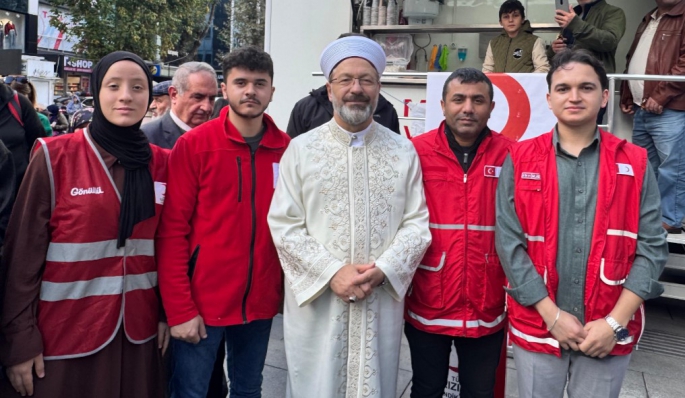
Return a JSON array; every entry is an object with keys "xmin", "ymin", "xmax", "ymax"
[
  {"xmin": 499, "ymin": 0, "xmax": 525, "ymax": 21},
  {"xmin": 442, "ymin": 68, "xmax": 494, "ymax": 102},
  {"xmin": 546, "ymin": 49, "xmax": 609, "ymax": 91},
  {"xmin": 222, "ymin": 46, "xmax": 274, "ymax": 81}
]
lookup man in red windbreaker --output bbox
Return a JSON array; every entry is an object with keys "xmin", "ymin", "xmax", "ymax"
[
  {"xmin": 156, "ymin": 46, "xmax": 290, "ymax": 398},
  {"xmin": 406, "ymin": 68, "xmax": 513, "ymax": 398},
  {"xmin": 496, "ymin": 49, "xmax": 667, "ymax": 398}
]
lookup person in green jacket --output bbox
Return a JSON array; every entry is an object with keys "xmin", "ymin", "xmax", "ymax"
[
  {"xmin": 550, "ymin": 0, "xmax": 625, "ymax": 123},
  {"xmin": 483, "ymin": 0, "xmax": 550, "ymax": 74},
  {"xmin": 550, "ymin": 0, "xmax": 626, "ymax": 74}
]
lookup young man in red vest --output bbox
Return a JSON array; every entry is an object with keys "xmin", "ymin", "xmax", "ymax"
[
  {"xmin": 156, "ymin": 46, "xmax": 290, "ymax": 398},
  {"xmin": 406, "ymin": 68, "xmax": 513, "ymax": 398},
  {"xmin": 496, "ymin": 49, "xmax": 668, "ymax": 398}
]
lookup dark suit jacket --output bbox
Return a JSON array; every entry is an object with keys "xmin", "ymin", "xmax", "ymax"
[{"xmin": 141, "ymin": 111, "xmax": 185, "ymax": 149}]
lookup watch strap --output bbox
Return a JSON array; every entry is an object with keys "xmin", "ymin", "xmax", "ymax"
[{"xmin": 604, "ymin": 315, "xmax": 621, "ymax": 332}]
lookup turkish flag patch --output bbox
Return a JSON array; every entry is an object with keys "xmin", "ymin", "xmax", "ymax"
[{"xmin": 484, "ymin": 165, "xmax": 501, "ymax": 178}]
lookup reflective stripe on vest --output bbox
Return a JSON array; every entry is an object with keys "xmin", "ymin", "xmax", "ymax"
[
  {"xmin": 430, "ymin": 223, "xmax": 464, "ymax": 230},
  {"xmin": 429, "ymin": 223, "xmax": 495, "ymax": 231},
  {"xmin": 407, "ymin": 310, "xmax": 506, "ymax": 329},
  {"xmin": 599, "ymin": 258, "xmax": 626, "ymax": 286},
  {"xmin": 510, "ymin": 325, "xmax": 560, "ymax": 348},
  {"xmin": 525, "ymin": 234, "xmax": 545, "ymax": 242},
  {"xmin": 46, "ymin": 239, "xmax": 154, "ymax": 262},
  {"xmin": 467, "ymin": 225, "xmax": 496, "ymax": 231},
  {"xmin": 40, "ymin": 272, "xmax": 158, "ymax": 302},
  {"xmin": 417, "ymin": 251, "xmax": 446, "ymax": 272},
  {"xmin": 607, "ymin": 229, "xmax": 638, "ymax": 240}
]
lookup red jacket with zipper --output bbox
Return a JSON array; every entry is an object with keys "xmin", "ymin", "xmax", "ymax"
[
  {"xmin": 406, "ymin": 122, "xmax": 513, "ymax": 338},
  {"xmin": 157, "ymin": 107, "xmax": 290, "ymax": 327}
]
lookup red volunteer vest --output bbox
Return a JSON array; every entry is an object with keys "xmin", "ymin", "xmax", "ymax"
[
  {"xmin": 508, "ymin": 129, "xmax": 646, "ymax": 357},
  {"xmin": 406, "ymin": 123, "xmax": 513, "ymax": 338},
  {"xmin": 36, "ymin": 130, "xmax": 169, "ymax": 359}
]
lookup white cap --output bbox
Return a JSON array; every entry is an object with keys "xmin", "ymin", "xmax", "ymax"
[{"xmin": 319, "ymin": 36, "xmax": 386, "ymax": 80}]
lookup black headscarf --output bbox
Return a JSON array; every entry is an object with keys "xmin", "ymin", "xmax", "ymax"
[{"xmin": 89, "ymin": 51, "xmax": 155, "ymax": 248}]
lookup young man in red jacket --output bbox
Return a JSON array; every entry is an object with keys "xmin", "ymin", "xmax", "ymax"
[
  {"xmin": 156, "ymin": 46, "xmax": 290, "ymax": 398},
  {"xmin": 406, "ymin": 68, "xmax": 513, "ymax": 398},
  {"xmin": 496, "ymin": 49, "xmax": 667, "ymax": 398}
]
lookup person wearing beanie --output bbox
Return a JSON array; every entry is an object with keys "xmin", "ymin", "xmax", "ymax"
[{"xmin": 47, "ymin": 104, "xmax": 69, "ymax": 135}]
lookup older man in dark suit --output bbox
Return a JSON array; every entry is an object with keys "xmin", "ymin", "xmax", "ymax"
[{"xmin": 142, "ymin": 62, "xmax": 218, "ymax": 149}]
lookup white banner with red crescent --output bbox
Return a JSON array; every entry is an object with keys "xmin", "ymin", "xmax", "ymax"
[{"xmin": 425, "ymin": 72, "xmax": 558, "ymax": 142}]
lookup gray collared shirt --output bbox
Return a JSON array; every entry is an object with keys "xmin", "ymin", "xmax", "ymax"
[{"xmin": 495, "ymin": 127, "xmax": 668, "ymax": 323}]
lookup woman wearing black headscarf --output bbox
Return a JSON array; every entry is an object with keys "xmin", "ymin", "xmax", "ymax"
[{"xmin": 0, "ymin": 52, "xmax": 169, "ymax": 398}]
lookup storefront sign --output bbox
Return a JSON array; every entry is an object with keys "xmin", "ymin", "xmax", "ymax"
[{"xmin": 64, "ymin": 56, "xmax": 94, "ymax": 73}]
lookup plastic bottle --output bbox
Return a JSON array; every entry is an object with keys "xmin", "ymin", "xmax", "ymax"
[
  {"xmin": 379, "ymin": 0, "xmax": 387, "ymax": 25},
  {"xmin": 371, "ymin": 0, "xmax": 379, "ymax": 25},
  {"xmin": 363, "ymin": 0, "xmax": 371, "ymax": 26}
]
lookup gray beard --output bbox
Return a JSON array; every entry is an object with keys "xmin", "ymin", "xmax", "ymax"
[{"xmin": 332, "ymin": 97, "xmax": 378, "ymax": 127}]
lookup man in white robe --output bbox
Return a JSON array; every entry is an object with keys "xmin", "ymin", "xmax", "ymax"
[{"xmin": 268, "ymin": 36, "xmax": 431, "ymax": 398}]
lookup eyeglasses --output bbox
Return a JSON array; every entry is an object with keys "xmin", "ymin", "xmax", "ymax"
[
  {"xmin": 330, "ymin": 76, "xmax": 379, "ymax": 87},
  {"xmin": 4, "ymin": 75, "xmax": 28, "ymax": 84}
]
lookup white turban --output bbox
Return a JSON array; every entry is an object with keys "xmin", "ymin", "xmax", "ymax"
[{"xmin": 320, "ymin": 36, "xmax": 386, "ymax": 80}]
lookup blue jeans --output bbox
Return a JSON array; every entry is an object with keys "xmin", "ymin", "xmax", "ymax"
[
  {"xmin": 169, "ymin": 318, "xmax": 273, "ymax": 398},
  {"xmin": 632, "ymin": 107, "xmax": 685, "ymax": 227}
]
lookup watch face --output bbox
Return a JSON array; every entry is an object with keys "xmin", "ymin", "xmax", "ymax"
[{"xmin": 616, "ymin": 328, "xmax": 630, "ymax": 342}]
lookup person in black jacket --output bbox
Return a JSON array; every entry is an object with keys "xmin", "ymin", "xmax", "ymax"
[
  {"xmin": 287, "ymin": 85, "xmax": 401, "ymax": 138},
  {"xmin": 286, "ymin": 32, "xmax": 401, "ymax": 138},
  {"xmin": 0, "ymin": 80, "xmax": 45, "ymax": 195},
  {"xmin": 0, "ymin": 139, "xmax": 14, "ymax": 254}
]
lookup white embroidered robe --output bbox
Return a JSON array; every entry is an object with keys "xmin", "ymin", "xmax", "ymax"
[{"xmin": 268, "ymin": 121, "xmax": 431, "ymax": 398}]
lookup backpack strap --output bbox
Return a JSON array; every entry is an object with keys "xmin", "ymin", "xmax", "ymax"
[{"xmin": 7, "ymin": 91, "xmax": 23, "ymax": 127}]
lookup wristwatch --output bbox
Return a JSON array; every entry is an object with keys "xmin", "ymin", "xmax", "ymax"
[{"xmin": 605, "ymin": 316, "xmax": 630, "ymax": 342}]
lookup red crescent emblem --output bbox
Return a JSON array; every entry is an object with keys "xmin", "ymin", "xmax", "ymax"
[{"xmin": 488, "ymin": 74, "xmax": 532, "ymax": 141}]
